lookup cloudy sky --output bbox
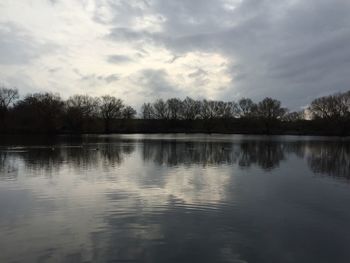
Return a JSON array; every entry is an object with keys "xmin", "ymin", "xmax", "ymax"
[{"xmin": 0, "ymin": 0, "xmax": 349, "ymax": 110}]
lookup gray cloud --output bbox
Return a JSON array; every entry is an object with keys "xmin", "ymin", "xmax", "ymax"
[
  {"xmin": 0, "ymin": 23, "xmax": 53, "ymax": 65},
  {"xmin": 104, "ymin": 74, "xmax": 120, "ymax": 83},
  {"xmin": 93, "ymin": 1, "xmax": 149, "ymax": 25},
  {"xmin": 107, "ymin": 54, "xmax": 133, "ymax": 64},
  {"xmin": 167, "ymin": 55, "xmax": 183, "ymax": 64},
  {"xmin": 107, "ymin": 27, "xmax": 154, "ymax": 44},
  {"xmin": 2, "ymin": 0, "xmax": 350, "ymax": 109},
  {"xmin": 48, "ymin": 67, "xmax": 61, "ymax": 73},
  {"xmin": 188, "ymin": 68, "xmax": 208, "ymax": 78},
  {"xmin": 103, "ymin": 0, "xmax": 350, "ymax": 109},
  {"xmin": 131, "ymin": 69, "xmax": 181, "ymax": 98},
  {"xmin": 77, "ymin": 70, "xmax": 120, "ymax": 85}
]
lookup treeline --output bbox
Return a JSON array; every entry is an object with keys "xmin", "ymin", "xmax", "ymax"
[{"xmin": 0, "ymin": 85, "xmax": 349, "ymax": 135}]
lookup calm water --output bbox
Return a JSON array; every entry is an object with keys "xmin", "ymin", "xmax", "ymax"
[{"xmin": 1, "ymin": 134, "xmax": 350, "ymax": 263}]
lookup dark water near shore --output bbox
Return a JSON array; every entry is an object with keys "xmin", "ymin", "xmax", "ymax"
[{"xmin": 1, "ymin": 134, "xmax": 350, "ymax": 263}]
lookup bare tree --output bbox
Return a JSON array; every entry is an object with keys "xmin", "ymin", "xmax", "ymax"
[
  {"xmin": 309, "ymin": 96, "xmax": 338, "ymax": 119},
  {"xmin": 340, "ymin": 91, "xmax": 350, "ymax": 118},
  {"xmin": 14, "ymin": 92, "xmax": 64, "ymax": 133},
  {"xmin": 141, "ymin": 103, "xmax": 154, "ymax": 119},
  {"xmin": 308, "ymin": 91, "xmax": 350, "ymax": 134},
  {"xmin": 153, "ymin": 99, "xmax": 168, "ymax": 119},
  {"xmin": 99, "ymin": 96, "xmax": 124, "ymax": 132},
  {"xmin": 283, "ymin": 111, "xmax": 305, "ymax": 122},
  {"xmin": 257, "ymin": 97, "xmax": 287, "ymax": 133},
  {"xmin": 199, "ymin": 100, "xmax": 212, "ymax": 120},
  {"xmin": 66, "ymin": 95, "xmax": 99, "ymax": 118},
  {"xmin": 65, "ymin": 95, "xmax": 100, "ymax": 132},
  {"xmin": 182, "ymin": 97, "xmax": 200, "ymax": 120},
  {"xmin": 0, "ymin": 86, "xmax": 19, "ymax": 110},
  {"xmin": 309, "ymin": 91, "xmax": 350, "ymax": 120},
  {"xmin": 0, "ymin": 86, "xmax": 19, "ymax": 129},
  {"xmin": 200, "ymin": 100, "xmax": 226, "ymax": 119},
  {"xmin": 167, "ymin": 98, "xmax": 183, "ymax": 120},
  {"xmin": 122, "ymin": 106, "xmax": 137, "ymax": 119},
  {"xmin": 238, "ymin": 98, "xmax": 257, "ymax": 118},
  {"xmin": 221, "ymin": 101, "xmax": 240, "ymax": 119},
  {"xmin": 257, "ymin": 97, "xmax": 287, "ymax": 119}
]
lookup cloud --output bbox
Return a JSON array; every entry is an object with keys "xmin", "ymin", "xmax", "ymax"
[
  {"xmin": 0, "ymin": 23, "xmax": 53, "ymax": 65},
  {"xmin": 107, "ymin": 27, "xmax": 155, "ymax": 45},
  {"xmin": 131, "ymin": 69, "xmax": 181, "ymax": 98},
  {"xmin": 79, "ymin": 72, "xmax": 120, "ymax": 85},
  {"xmin": 102, "ymin": 0, "xmax": 350, "ymax": 108},
  {"xmin": 107, "ymin": 55, "xmax": 133, "ymax": 64},
  {"xmin": 166, "ymin": 55, "xmax": 183, "ymax": 64},
  {"xmin": 47, "ymin": 0, "xmax": 59, "ymax": 5},
  {"xmin": 188, "ymin": 68, "xmax": 208, "ymax": 78},
  {"xmin": 104, "ymin": 74, "xmax": 120, "ymax": 83},
  {"xmin": 48, "ymin": 67, "xmax": 61, "ymax": 73},
  {"xmin": 1, "ymin": 0, "xmax": 350, "ymax": 109}
]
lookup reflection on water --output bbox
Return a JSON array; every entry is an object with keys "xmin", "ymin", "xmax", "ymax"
[
  {"xmin": 141, "ymin": 140, "xmax": 286, "ymax": 170},
  {"xmin": 2, "ymin": 137, "xmax": 347, "ymax": 178},
  {"xmin": 0, "ymin": 135, "xmax": 350, "ymax": 263},
  {"xmin": 305, "ymin": 142, "xmax": 350, "ymax": 179}
]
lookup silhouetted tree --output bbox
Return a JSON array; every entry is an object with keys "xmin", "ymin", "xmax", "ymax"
[
  {"xmin": 309, "ymin": 91, "xmax": 350, "ymax": 121},
  {"xmin": 99, "ymin": 95, "xmax": 124, "ymax": 133},
  {"xmin": 221, "ymin": 101, "xmax": 240, "ymax": 119},
  {"xmin": 283, "ymin": 110, "xmax": 305, "ymax": 122},
  {"xmin": 182, "ymin": 97, "xmax": 200, "ymax": 120},
  {"xmin": 2, "ymin": 88, "xmax": 349, "ymax": 135},
  {"xmin": 13, "ymin": 93, "xmax": 64, "ymax": 133},
  {"xmin": 200, "ymin": 100, "xmax": 222, "ymax": 119},
  {"xmin": 122, "ymin": 106, "xmax": 137, "ymax": 119},
  {"xmin": 65, "ymin": 95, "xmax": 99, "ymax": 132},
  {"xmin": 257, "ymin": 97, "xmax": 287, "ymax": 133},
  {"xmin": 309, "ymin": 95, "xmax": 338, "ymax": 120},
  {"xmin": 0, "ymin": 86, "xmax": 19, "ymax": 130},
  {"xmin": 167, "ymin": 98, "xmax": 183, "ymax": 120},
  {"xmin": 141, "ymin": 103, "xmax": 154, "ymax": 119},
  {"xmin": 153, "ymin": 99, "xmax": 168, "ymax": 119},
  {"xmin": 0, "ymin": 86, "xmax": 19, "ymax": 110},
  {"xmin": 238, "ymin": 98, "xmax": 257, "ymax": 118}
]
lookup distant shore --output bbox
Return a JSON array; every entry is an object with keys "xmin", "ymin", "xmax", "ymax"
[
  {"xmin": 1, "ymin": 119, "xmax": 349, "ymax": 137},
  {"xmin": 1, "ymin": 88, "xmax": 349, "ymax": 136}
]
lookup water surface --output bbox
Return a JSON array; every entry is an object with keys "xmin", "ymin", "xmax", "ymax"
[{"xmin": 1, "ymin": 134, "xmax": 350, "ymax": 263}]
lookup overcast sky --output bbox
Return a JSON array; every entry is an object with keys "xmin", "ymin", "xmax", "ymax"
[{"xmin": 1, "ymin": 0, "xmax": 350, "ymax": 110}]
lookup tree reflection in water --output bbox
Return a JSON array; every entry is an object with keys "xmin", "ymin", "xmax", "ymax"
[
  {"xmin": 142, "ymin": 141, "xmax": 238, "ymax": 167},
  {"xmin": 0, "ymin": 137, "xmax": 349, "ymax": 180},
  {"xmin": 0, "ymin": 143, "xmax": 135, "ymax": 178},
  {"xmin": 237, "ymin": 141, "xmax": 285, "ymax": 170},
  {"xmin": 305, "ymin": 142, "xmax": 350, "ymax": 180},
  {"xmin": 141, "ymin": 140, "xmax": 286, "ymax": 171},
  {"xmin": 0, "ymin": 151, "xmax": 18, "ymax": 180},
  {"xmin": 141, "ymin": 139, "xmax": 350, "ymax": 179}
]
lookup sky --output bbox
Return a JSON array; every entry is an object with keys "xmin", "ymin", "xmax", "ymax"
[{"xmin": 0, "ymin": 0, "xmax": 350, "ymax": 110}]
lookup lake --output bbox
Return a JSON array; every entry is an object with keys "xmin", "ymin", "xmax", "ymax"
[{"xmin": 0, "ymin": 134, "xmax": 350, "ymax": 263}]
